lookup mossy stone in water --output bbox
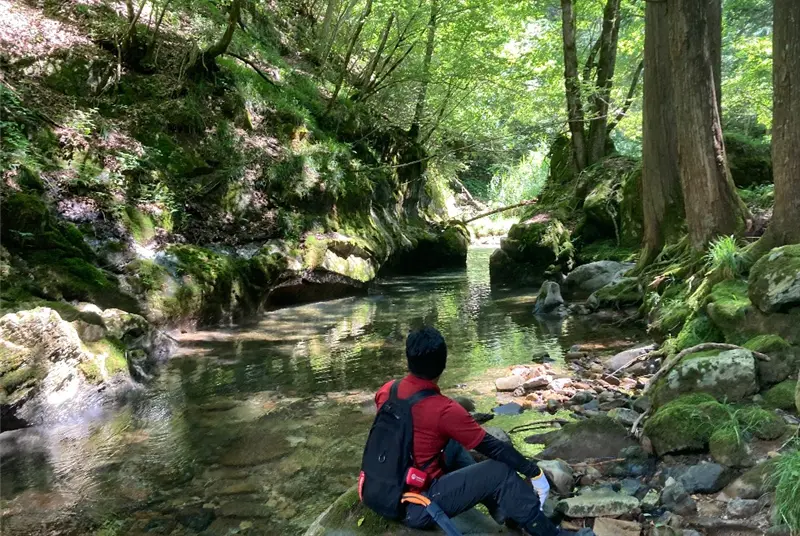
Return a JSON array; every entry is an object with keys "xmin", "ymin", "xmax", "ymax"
[
  {"xmin": 748, "ymin": 245, "xmax": 800, "ymax": 314},
  {"xmin": 762, "ymin": 380, "xmax": 799, "ymax": 411},
  {"xmin": 644, "ymin": 394, "xmax": 728, "ymax": 456}
]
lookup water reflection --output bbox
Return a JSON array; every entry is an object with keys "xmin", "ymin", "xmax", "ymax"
[{"xmin": 0, "ymin": 248, "xmax": 644, "ymax": 535}]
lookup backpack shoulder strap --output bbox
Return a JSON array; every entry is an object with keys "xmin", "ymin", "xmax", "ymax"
[
  {"xmin": 389, "ymin": 380, "xmax": 400, "ymax": 401},
  {"xmin": 406, "ymin": 389, "xmax": 438, "ymax": 407}
]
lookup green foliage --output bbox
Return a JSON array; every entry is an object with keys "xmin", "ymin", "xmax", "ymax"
[
  {"xmin": 762, "ymin": 380, "xmax": 799, "ymax": 411},
  {"xmin": 705, "ymin": 235, "xmax": 749, "ymax": 280},
  {"xmin": 724, "ymin": 131, "xmax": 772, "ymax": 188},
  {"xmin": 773, "ymin": 446, "xmax": 800, "ymax": 532},
  {"xmin": 675, "ymin": 314, "xmax": 724, "ymax": 352},
  {"xmin": 738, "ymin": 184, "xmax": 775, "ymax": 210}
]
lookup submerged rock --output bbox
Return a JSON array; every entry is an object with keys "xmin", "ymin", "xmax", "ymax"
[
  {"xmin": 565, "ymin": 261, "xmax": 634, "ymax": 296},
  {"xmin": 748, "ymin": 245, "xmax": 800, "ymax": 314},
  {"xmin": 0, "ymin": 306, "xmax": 171, "ymax": 430}
]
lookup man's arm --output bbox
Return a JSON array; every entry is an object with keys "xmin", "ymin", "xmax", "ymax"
[
  {"xmin": 440, "ymin": 400, "xmax": 540, "ymax": 477},
  {"xmin": 473, "ymin": 433, "xmax": 540, "ymax": 478}
]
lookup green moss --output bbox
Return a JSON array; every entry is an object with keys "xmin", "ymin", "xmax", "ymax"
[
  {"xmin": 762, "ymin": 380, "xmax": 799, "ymax": 411},
  {"xmin": 86, "ymin": 338, "xmax": 128, "ymax": 377},
  {"xmin": 650, "ymin": 283, "xmax": 692, "ymax": 335},
  {"xmin": 736, "ymin": 406, "xmax": 787, "ymax": 440},
  {"xmin": 709, "ymin": 425, "xmax": 751, "ymax": 467},
  {"xmin": 78, "ymin": 360, "xmax": 103, "ymax": 384},
  {"xmin": 121, "ymin": 206, "xmax": 156, "ymax": 244},
  {"xmin": 745, "ymin": 335, "xmax": 791, "ymax": 354},
  {"xmin": 644, "ymin": 394, "xmax": 728, "ymax": 455},
  {"xmin": 707, "ymin": 279, "xmax": 751, "ymax": 329},
  {"xmin": 578, "ymin": 240, "xmax": 637, "ymax": 263},
  {"xmin": 589, "ymin": 277, "xmax": 643, "ymax": 309},
  {"xmin": 311, "ymin": 487, "xmax": 393, "ymax": 535},
  {"xmin": 0, "ymin": 365, "xmax": 44, "ymax": 393},
  {"xmin": 675, "ymin": 314, "xmax": 724, "ymax": 351}
]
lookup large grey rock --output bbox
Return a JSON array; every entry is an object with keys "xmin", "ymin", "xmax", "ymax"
[
  {"xmin": 539, "ymin": 417, "xmax": 637, "ymax": 462},
  {"xmin": 650, "ymin": 349, "xmax": 758, "ymax": 407},
  {"xmin": 726, "ymin": 499, "xmax": 761, "ymax": 519},
  {"xmin": 607, "ymin": 343, "xmax": 658, "ymax": 371},
  {"xmin": 534, "ymin": 281, "xmax": 566, "ymax": 315},
  {"xmin": 556, "ymin": 490, "xmax": 639, "ymax": 518},
  {"xmin": 538, "ymin": 459, "xmax": 574, "ymax": 496},
  {"xmin": 565, "ymin": 261, "xmax": 634, "ymax": 296},
  {"xmin": 676, "ymin": 462, "xmax": 734, "ymax": 494},
  {"xmin": 748, "ymin": 245, "xmax": 800, "ymax": 314}
]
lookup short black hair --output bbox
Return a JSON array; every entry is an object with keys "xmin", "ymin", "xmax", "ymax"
[{"xmin": 406, "ymin": 326, "xmax": 447, "ymax": 380}]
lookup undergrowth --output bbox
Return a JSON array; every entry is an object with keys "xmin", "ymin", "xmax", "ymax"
[{"xmin": 773, "ymin": 443, "xmax": 800, "ymax": 532}]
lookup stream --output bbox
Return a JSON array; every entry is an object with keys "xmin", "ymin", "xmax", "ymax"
[{"xmin": 0, "ymin": 248, "xmax": 646, "ymax": 535}]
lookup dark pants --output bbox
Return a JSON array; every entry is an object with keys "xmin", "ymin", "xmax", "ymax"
[{"xmin": 403, "ymin": 442, "xmax": 560, "ymax": 536}]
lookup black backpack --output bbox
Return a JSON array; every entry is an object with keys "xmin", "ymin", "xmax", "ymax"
[{"xmin": 359, "ymin": 380, "xmax": 437, "ymax": 519}]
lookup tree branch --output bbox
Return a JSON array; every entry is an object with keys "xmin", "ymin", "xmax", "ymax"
[{"xmin": 607, "ymin": 58, "xmax": 644, "ymax": 133}]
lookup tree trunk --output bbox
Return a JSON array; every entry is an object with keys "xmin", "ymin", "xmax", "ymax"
[
  {"xmin": 708, "ymin": 0, "xmax": 722, "ymax": 113},
  {"xmin": 317, "ymin": 0, "xmax": 338, "ymax": 58},
  {"xmin": 409, "ymin": 0, "xmax": 438, "ymax": 141},
  {"xmin": 326, "ymin": 0, "xmax": 373, "ymax": 111},
  {"xmin": 359, "ymin": 12, "xmax": 394, "ymax": 89},
  {"xmin": 560, "ymin": 0, "xmax": 587, "ymax": 172},
  {"xmin": 668, "ymin": 0, "xmax": 748, "ymax": 250},
  {"xmin": 198, "ymin": 0, "xmax": 242, "ymax": 68},
  {"xmin": 641, "ymin": 1, "xmax": 683, "ymax": 262},
  {"xmin": 767, "ymin": 0, "xmax": 800, "ymax": 245},
  {"xmin": 587, "ymin": 0, "xmax": 621, "ymax": 165}
]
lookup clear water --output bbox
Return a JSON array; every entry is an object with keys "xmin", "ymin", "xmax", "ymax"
[{"xmin": 0, "ymin": 248, "xmax": 644, "ymax": 535}]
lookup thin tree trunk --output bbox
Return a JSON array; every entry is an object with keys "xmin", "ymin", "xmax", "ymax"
[
  {"xmin": 359, "ymin": 12, "xmax": 394, "ymax": 89},
  {"xmin": 764, "ymin": 0, "xmax": 800, "ymax": 246},
  {"xmin": 587, "ymin": 0, "xmax": 621, "ymax": 165},
  {"xmin": 321, "ymin": 0, "xmax": 359, "ymax": 68},
  {"xmin": 560, "ymin": 0, "xmax": 587, "ymax": 172},
  {"xmin": 608, "ymin": 58, "xmax": 643, "ymax": 133},
  {"xmin": 668, "ymin": 0, "xmax": 749, "ymax": 250},
  {"xmin": 317, "ymin": 0, "xmax": 338, "ymax": 58},
  {"xmin": 409, "ymin": 0, "xmax": 438, "ymax": 141},
  {"xmin": 147, "ymin": 0, "xmax": 172, "ymax": 52},
  {"xmin": 641, "ymin": 0, "xmax": 683, "ymax": 262},
  {"xmin": 199, "ymin": 0, "xmax": 242, "ymax": 67},
  {"xmin": 326, "ymin": 0, "xmax": 373, "ymax": 111}
]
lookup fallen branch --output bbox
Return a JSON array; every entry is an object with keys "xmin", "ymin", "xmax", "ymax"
[
  {"xmin": 462, "ymin": 199, "xmax": 538, "ymax": 224},
  {"xmin": 508, "ymin": 419, "xmax": 569, "ymax": 434},
  {"xmin": 223, "ymin": 52, "xmax": 278, "ymax": 86}
]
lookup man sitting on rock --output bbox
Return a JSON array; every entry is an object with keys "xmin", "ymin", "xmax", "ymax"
[{"xmin": 374, "ymin": 326, "xmax": 590, "ymax": 536}]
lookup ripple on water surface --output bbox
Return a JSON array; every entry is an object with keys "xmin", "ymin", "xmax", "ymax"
[{"xmin": 0, "ymin": 248, "xmax": 645, "ymax": 535}]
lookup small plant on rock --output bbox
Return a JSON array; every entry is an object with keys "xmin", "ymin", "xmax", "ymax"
[{"xmin": 704, "ymin": 235, "xmax": 749, "ymax": 280}]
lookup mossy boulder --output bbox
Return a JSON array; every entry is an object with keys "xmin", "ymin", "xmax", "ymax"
[
  {"xmin": 762, "ymin": 380, "xmax": 798, "ymax": 411},
  {"xmin": 490, "ymin": 214, "xmax": 573, "ymax": 287},
  {"xmin": 709, "ymin": 427, "xmax": 753, "ymax": 468},
  {"xmin": 564, "ymin": 260, "xmax": 634, "ymax": 297},
  {"xmin": 586, "ymin": 277, "xmax": 643, "ymax": 310},
  {"xmin": 749, "ymin": 245, "xmax": 800, "ymax": 314},
  {"xmin": 744, "ymin": 335, "xmax": 798, "ymax": 386},
  {"xmin": 304, "ymin": 486, "xmax": 516, "ymax": 536},
  {"xmin": 378, "ymin": 224, "xmax": 468, "ymax": 275},
  {"xmin": 707, "ymin": 280, "xmax": 752, "ymax": 332},
  {"xmin": 643, "ymin": 394, "xmax": 729, "ymax": 456},
  {"xmin": 736, "ymin": 406, "xmax": 787, "ymax": 440},
  {"xmin": 650, "ymin": 348, "xmax": 757, "ymax": 407}
]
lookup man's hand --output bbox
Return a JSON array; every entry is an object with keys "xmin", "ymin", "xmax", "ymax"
[{"xmin": 530, "ymin": 471, "xmax": 550, "ymax": 510}]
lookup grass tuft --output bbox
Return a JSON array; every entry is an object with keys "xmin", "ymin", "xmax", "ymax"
[
  {"xmin": 704, "ymin": 235, "xmax": 749, "ymax": 280},
  {"xmin": 773, "ymin": 446, "xmax": 800, "ymax": 532}
]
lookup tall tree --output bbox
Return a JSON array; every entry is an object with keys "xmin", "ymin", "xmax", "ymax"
[
  {"xmin": 762, "ymin": 0, "xmax": 800, "ymax": 245},
  {"xmin": 560, "ymin": 0, "xmax": 587, "ymax": 171},
  {"xmin": 409, "ymin": 0, "xmax": 439, "ymax": 141},
  {"xmin": 668, "ymin": 0, "xmax": 748, "ymax": 250},
  {"xmin": 641, "ymin": 0, "xmax": 683, "ymax": 262},
  {"xmin": 560, "ymin": 0, "xmax": 624, "ymax": 172}
]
